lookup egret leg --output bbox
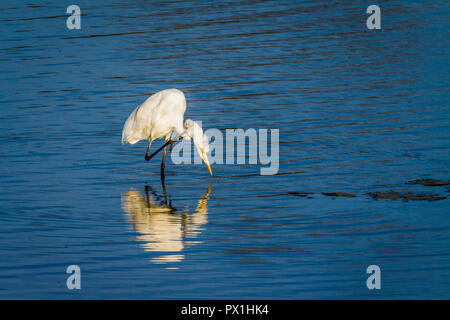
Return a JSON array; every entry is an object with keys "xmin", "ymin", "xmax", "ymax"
[
  {"xmin": 145, "ymin": 140, "xmax": 152, "ymax": 161},
  {"xmin": 160, "ymin": 173, "xmax": 168, "ymax": 206},
  {"xmin": 144, "ymin": 185, "xmax": 152, "ymax": 209},
  {"xmin": 160, "ymin": 145, "xmax": 167, "ymax": 178},
  {"xmin": 161, "ymin": 133, "xmax": 172, "ymax": 176}
]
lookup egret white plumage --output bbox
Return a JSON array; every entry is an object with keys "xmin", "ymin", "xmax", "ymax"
[{"xmin": 121, "ymin": 89, "xmax": 212, "ymax": 175}]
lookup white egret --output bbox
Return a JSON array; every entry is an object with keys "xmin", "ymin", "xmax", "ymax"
[{"xmin": 121, "ymin": 89, "xmax": 212, "ymax": 175}]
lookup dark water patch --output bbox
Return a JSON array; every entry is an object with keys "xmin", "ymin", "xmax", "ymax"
[
  {"xmin": 26, "ymin": 4, "xmax": 47, "ymax": 8},
  {"xmin": 0, "ymin": 45, "xmax": 33, "ymax": 51},
  {"xmin": 287, "ymin": 192, "xmax": 314, "ymax": 198},
  {"xmin": 17, "ymin": 105, "xmax": 50, "ymax": 109},
  {"xmin": 63, "ymin": 31, "xmax": 145, "ymax": 40},
  {"xmin": 0, "ymin": 136, "xmax": 27, "ymax": 140},
  {"xmin": 20, "ymin": 56, "xmax": 51, "ymax": 61},
  {"xmin": 323, "ymin": 192, "xmax": 355, "ymax": 198},
  {"xmin": 104, "ymin": 76, "xmax": 131, "ymax": 80},
  {"xmin": 368, "ymin": 191, "xmax": 447, "ymax": 202},
  {"xmin": 0, "ymin": 15, "xmax": 68, "ymax": 22},
  {"xmin": 406, "ymin": 179, "xmax": 450, "ymax": 186}
]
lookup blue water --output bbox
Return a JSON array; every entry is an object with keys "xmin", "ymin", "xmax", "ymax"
[{"xmin": 0, "ymin": 1, "xmax": 449, "ymax": 299}]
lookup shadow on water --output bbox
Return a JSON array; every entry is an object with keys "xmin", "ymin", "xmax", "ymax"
[{"xmin": 121, "ymin": 177, "xmax": 212, "ymax": 266}]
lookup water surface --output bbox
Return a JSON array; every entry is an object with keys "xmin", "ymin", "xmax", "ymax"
[{"xmin": 0, "ymin": 1, "xmax": 449, "ymax": 298}]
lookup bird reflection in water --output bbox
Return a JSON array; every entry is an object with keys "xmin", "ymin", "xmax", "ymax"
[{"xmin": 121, "ymin": 178, "xmax": 212, "ymax": 266}]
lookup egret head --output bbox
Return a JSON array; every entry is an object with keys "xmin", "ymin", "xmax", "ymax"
[{"xmin": 183, "ymin": 119, "xmax": 212, "ymax": 175}]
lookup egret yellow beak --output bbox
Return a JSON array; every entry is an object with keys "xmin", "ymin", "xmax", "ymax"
[{"xmin": 201, "ymin": 150, "xmax": 213, "ymax": 176}]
